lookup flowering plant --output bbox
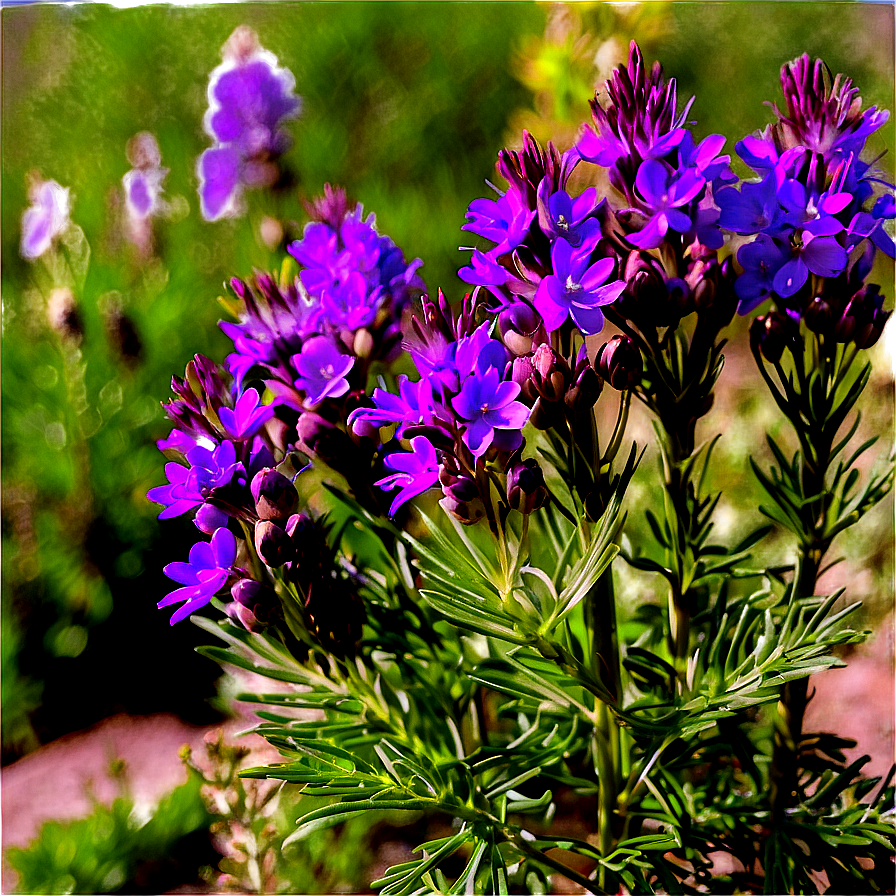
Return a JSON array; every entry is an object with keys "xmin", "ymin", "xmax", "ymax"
[{"xmin": 24, "ymin": 25, "xmax": 890, "ymax": 892}]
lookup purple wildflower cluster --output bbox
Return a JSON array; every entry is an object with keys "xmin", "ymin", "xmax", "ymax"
[
  {"xmin": 459, "ymin": 132, "xmax": 626, "ymax": 336},
  {"xmin": 148, "ymin": 187, "xmax": 422, "ymax": 638},
  {"xmin": 717, "ymin": 54, "xmax": 893, "ymax": 352},
  {"xmin": 350, "ymin": 293, "xmax": 539, "ymax": 522},
  {"xmin": 222, "ymin": 186, "xmax": 424, "ymax": 476},
  {"xmin": 197, "ymin": 27, "xmax": 301, "ymax": 221}
]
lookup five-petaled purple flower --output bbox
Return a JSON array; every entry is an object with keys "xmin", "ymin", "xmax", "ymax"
[
  {"xmin": 451, "ymin": 365, "xmax": 530, "ymax": 458},
  {"xmin": 628, "ymin": 160, "xmax": 705, "ymax": 249},
  {"xmin": 21, "ymin": 178, "xmax": 71, "ymax": 261},
  {"xmin": 374, "ymin": 436, "xmax": 440, "ymax": 517},
  {"xmin": 534, "ymin": 240, "xmax": 626, "ymax": 334},
  {"xmin": 218, "ymin": 387, "xmax": 276, "ymax": 440},
  {"xmin": 159, "ymin": 526, "xmax": 237, "ymax": 624},
  {"xmin": 147, "ymin": 439, "xmax": 245, "ymax": 518},
  {"xmin": 292, "ymin": 336, "xmax": 354, "ymax": 406}
]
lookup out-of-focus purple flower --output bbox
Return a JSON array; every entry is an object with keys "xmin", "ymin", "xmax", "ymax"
[
  {"xmin": 198, "ymin": 146, "xmax": 244, "ymax": 221},
  {"xmin": 159, "ymin": 527, "xmax": 237, "ymax": 624},
  {"xmin": 374, "ymin": 435, "xmax": 440, "ymax": 516},
  {"xmin": 451, "ymin": 365, "xmax": 530, "ymax": 458},
  {"xmin": 734, "ymin": 235, "xmax": 792, "ymax": 313},
  {"xmin": 628, "ymin": 160, "xmax": 705, "ymax": 249},
  {"xmin": 198, "ymin": 26, "xmax": 301, "ymax": 221},
  {"xmin": 123, "ymin": 132, "xmax": 167, "ymax": 221},
  {"xmin": 534, "ymin": 240, "xmax": 626, "ymax": 334},
  {"xmin": 218, "ymin": 387, "xmax": 276, "ymax": 440},
  {"xmin": 21, "ymin": 178, "xmax": 71, "ymax": 260},
  {"xmin": 292, "ymin": 336, "xmax": 353, "ymax": 405},
  {"xmin": 717, "ymin": 171, "xmax": 784, "ymax": 235}
]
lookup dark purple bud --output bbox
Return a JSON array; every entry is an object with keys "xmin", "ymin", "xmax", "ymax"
[
  {"xmin": 47, "ymin": 288, "xmax": 84, "ymax": 344},
  {"xmin": 498, "ymin": 302, "xmax": 548, "ymax": 356},
  {"xmin": 804, "ymin": 297, "xmax": 833, "ymax": 334},
  {"xmin": 597, "ymin": 335, "xmax": 642, "ymax": 390},
  {"xmin": 750, "ymin": 312, "xmax": 797, "ymax": 364},
  {"xmin": 251, "ymin": 467, "xmax": 298, "ymax": 521},
  {"xmin": 438, "ymin": 468, "xmax": 485, "ymax": 525},
  {"xmin": 849, "ymin": 284, "xmax": 890, "ymax": 349},
  {"xmin": 666, "ymin": 277, "xmax": 693, "ymax": 318},
  {"xmin": 565, "ymin": 364, "xmax": 603, "ymax": 412},
  {"xmin": 296, "ymin": 412, "xmax": 356, "ymax": 475},
  {"xmin": 231, "ymin": 577, "xmax": 264, "ymax": 606},
  {"xmin": 102, "ymin": 304, "xmax": 143, "ymax": 366},
  {"xmin": 254, "ymin": 520, "xmax": 295, "ymax": 567},
  {"xmin": 195, "ymin": 503, "xmax": 230, "ymax": 534},
  {"xmin": 507, "ymin": 459, "xmax": 548, "ymax": 514}
]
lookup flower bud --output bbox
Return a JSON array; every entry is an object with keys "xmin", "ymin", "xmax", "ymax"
[
  {"xmin": 195, "ymin": 503, "xmax": 230, "ymax": 534},
  {"xmin": 565, "ymin": 364, "xmax": 603, "ymax": 413},
  {"xmin": 597, "ymin": 335, "xmax": 642, "ymax": 390},
  {"xmin": 507, "ymin": 459, "xmax": 548, "ymax": 514},
  {"xmin": 498, "ymin": 302, "xmax": 547, "ymax": 356},
  {"xmin": 254, "ymin": 520, "xmax": 295, "ymax": 567},
  {"xmin": 532, "ymin": 343, "xmax": 569, "ymax": 401},
  {"xmin": 47, "ymin": 288, "xmax": 84, "ymax": 344},
  {"xmin": 251, "ymin": 467, "xmax": 298, "ymax": 521},
  {"xmin": 850, "ymin": 285, "xmax": 890, "ymax": 349},
  {"xmin": 439, "ymin": 469, "xmax": 484, "ymax": 525},
  {"xmin": 296, "ymin": 412, "xmax": 357, "ymax": 475},
  {"xmin": 804, "ymin": 297, "xmax": 833, "ymax": 335},
  {"xmin": 750, "ymin": 312, "xmax": 797, "ymax": 364},
  {"xmin": 231, "ymin": 578, "xmax": 264, "ymax": 606}
]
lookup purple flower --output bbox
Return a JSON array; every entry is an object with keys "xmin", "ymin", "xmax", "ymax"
[
  {"xmin": 537, "ymin": 184, "xmax": 602, "ymax": 248},
  {"xmin": 534, "ymin": 240, "xmax": 626, "ymax": 335},
  {"xmin": 197, "ymin": 145, "xmax": 244, "ymax": 221},
  {"xmin": 576, "ymin": 41, "xmax": 693, "ymax": 200},
  {"xmin": 159, "ymin": 527, "xmax": 237, "ymax": 624},
  {"xmin": 319, "ymin": 272, "xmax": 381, "ymax": 331},
  {"xmin": 147, "ymin": 439, "xmax": 244, "ymax": 519},
  {"xmin": 717, "ymin": 171, "xmax": 783, "ymax": 235},
  {"xmin": 21, "ymin": 178, "xmax": 71, "ymax": 260},
  {"xmin": 198, "ymin": 27, "xmax": 301, "ymax": 221},
  {"xmin": 349, "ymin": 376, "xmax": 433, "ymax": 437},
  {"xmin": 218, "ymin": 387, "xmax": 276, "ymax": 440},
  {"xmin": 458, "ymin": 249, "xmax": 508, "ymax": 295},
  {"xmin": 734, "ymin": 235, "xmax": 792, "ymax": 314},
  {"xmin": 123, "ymin": 132, "xmax": 167, "ymax": 221},
  {"xmin": 628, "ymin": 160, "xmax": 705, "ymax": 249},
  {"xmin": 291, "ymin": 336, "xmax": 353, "ymax": 405},
  {"xmin": 451, "ymin": 365, "xmax": 530, "ymax": 458},
  {"xmin": 462, "ymin": 190, "xmax": 535, "ymax": 255},
  {"xmin": 772, "ymin": 229, "xmax": 848, "ymax": 298},
  {"xmin": 374, "ymin": 436, "xmax": 440, "ymax": 516}
]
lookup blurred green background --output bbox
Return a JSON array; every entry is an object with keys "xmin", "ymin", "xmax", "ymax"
[{"xmin": 1, "ymin": 1, "xmax": 893, "ymax": 768}]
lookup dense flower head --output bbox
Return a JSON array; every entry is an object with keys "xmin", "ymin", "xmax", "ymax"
[
  {"xmin": 221, "ymin": 187, "xmax": 423, "ymax": 414},
  {"xmin": 350, "ymin": 310, "xmax": 535, "ymax": 518},
  {"xmin": 717, "ymin": 55, "xmax": 894, "ymax": 318},
  {"xmin": 198, "ymin": 26, "xmax": 302, "ymax": 221},
  {"xmin": 21, "ymin": 177, "xmax": 71, "ymax": 261}
]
